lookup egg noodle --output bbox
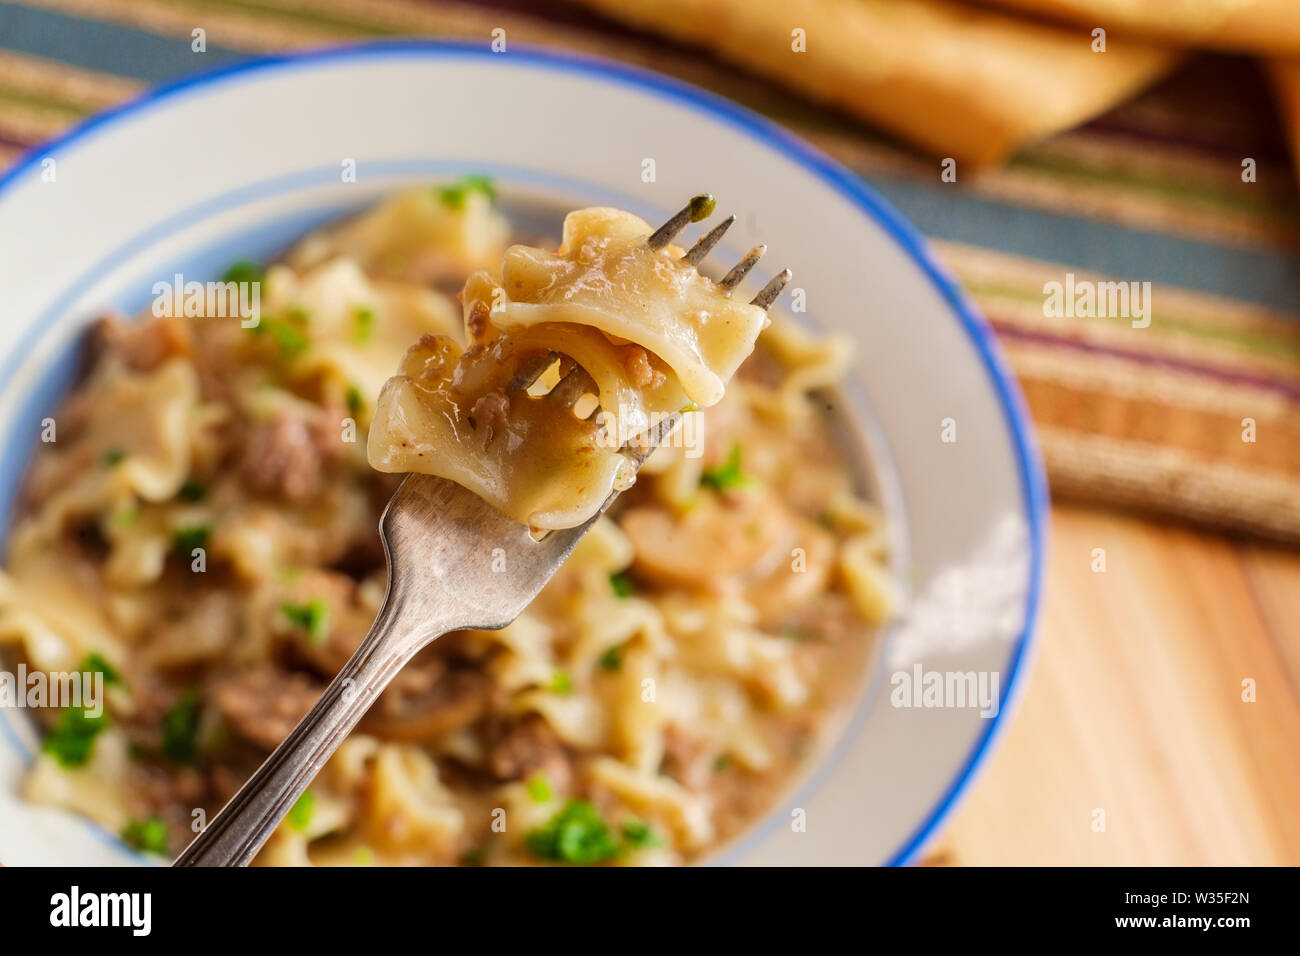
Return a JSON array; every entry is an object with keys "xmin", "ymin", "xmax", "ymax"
[{"xmin": 0, "ymin": 182, "xmax": 893, "ymax": 865}]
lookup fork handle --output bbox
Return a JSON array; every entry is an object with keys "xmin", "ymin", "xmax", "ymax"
[{"xmin": 173, "ymin": 594, "xmax": 441, "ymax": 867}]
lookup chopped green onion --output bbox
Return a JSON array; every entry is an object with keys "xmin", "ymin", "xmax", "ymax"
[
  {"xmin": 524, "ymin": 800, "xmax": 619, "ymax": 864},
  {"xmin": 82, "ymin": 652, "xmax": 122, "ymax": 686},
  {"xmin": 609, "ymin": 571, "xmax": 635, "ymax": 598},
  {"xmin": 42, "ymin": 707, "xmax": 108, "ymax": 767},
  {"xmin": 598, "ymin": 645, "xmax": 623, "ymax": 672},
  {"xmin": 103, "ymin": 448, "xmax": 126, "ymax": 467},
  {"xmin": 121, "ymin": 816, "xmax": 169, "ymax": 855},
  {"xmin": 287, "ymin": 790, "xmax": 315, "ymax": 830},
  {"xmin": 549, "ymin": 669, "xmax": 573, "ymax": 695},
  {"xmin": 688, "ymin": 194, "xmax": 716, "ymax": 222},
  {"xmin": 620, "ymin": 818, "xmax": 662, "ymax": 849},
  {"xmin": 437, "ymin": 174, "xmax": 497, "ymax": 209},
  {"xmin": 160, "ymin": 688, "xmax": 202, "ymax": 765},
  {"xmin": 221, "ymin": 260, "xmax": 264, "ymax": 285},
  {"xmin": 281, "ymin": 599, "xmax": 330, "ymax": 645},
  {"xmin": 173, "ymin": 525, "xmax": 210, "ymax": 556},
  {"xmin": 346, "ymin": 385, "xmax": 364, "ymax": 419},
  {"xmin": 251, "ymin": 317, "xmax": 309, "ymax": 359},
  {"xmin": 459, "ymin": 845, "xmax": 488, "ymax": 867},
  {"xmin": 525, "ymin": 773, "xmax": 552, "ymax": 803},
  {"xmin": 353, "ymin": 307, "xmax": 375, "ymax": 343},
  {"xmin": 178, "ymin": 480, "xmax": 206, "ymax": 502},
  {"xmin": 700, "ymin": 444, "xmax": 751, "ymax": 492}
]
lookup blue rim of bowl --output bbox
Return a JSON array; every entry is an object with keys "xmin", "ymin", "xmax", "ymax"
[{"xmin": 0, "ymin": 38, "xmax": 1048, "ymax": 867}]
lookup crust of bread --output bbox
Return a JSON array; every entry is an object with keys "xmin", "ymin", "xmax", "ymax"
[
  {"xmin": 975, "ymin": 0, "xmax": 1300, "ymax": 55},
  {"xmin": 574, "ymin": 0, "xmax": 1180, "ymax": 164}
]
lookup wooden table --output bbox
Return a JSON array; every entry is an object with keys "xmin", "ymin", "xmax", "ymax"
[{"xmin": 926, "ymin": 503, "xmax": 1300, "ymax": 866}]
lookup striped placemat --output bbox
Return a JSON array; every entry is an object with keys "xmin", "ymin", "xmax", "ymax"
[{"xmin": 2, "ymin": 0, "xmax": 1298, "ymax": 542}]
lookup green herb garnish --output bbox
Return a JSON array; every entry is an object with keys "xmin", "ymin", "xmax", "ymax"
[
  {"xmin": 281, "ymin": 599, "xmax": 330, "ymax": 645},
  {"xmin": 178, "ymin": 480, "xmax": 206, "ymax": 502},
  {"xmin": 609, "ymin": 571, "xmax": 635, "ymax": 598},
  {"xmin": 353, "ymin": 307, "xmax": 375, "ymax": 343},
  {"xmin": 620, "ymin": 818, "xmax": 662, "ymax": 849},
  {"xmin": 287, "ymin": 790, "xmax": 315, "ymax": 830},
  {"xmin": 525, "ymin": 773, "xmax": 552, "ymax": 803},
  {"xmin": 524, "ymin": 800, "xmax": 619, "ymax": 865},
  {"xmin": 82, "ymin": 652, "xmax": 122, "ymax": 687},
  {"xmin": 221, "ymin": 260, "xmax": 264, "ymax": 285},
  {"xmin": 688, "ymin": 194, "xmax": 716, "ymax": 222},
  {"xmin": 160, "ymin": 688, "xmax": 202, "ymax": 765},
  {"xmin": 437, "ymin": 174, "xmax": 497, "ymax": 209},
  {"xmin": 251, "ymin": 316, "xmax": 309, "ymax": 359},
  {"xmin": 700, "ymin": 444, "xmax": 751, "ymax": 492},
  {"xmin": 173, "ymin": 525, "xmax": 211, "ymax": 557},
  {"xmin": 42, "ymin": 707, "xmax": 108, "ymax": 767},
  {"xmin": 712, "ymin": 753, "xmax": 733, "ymax": 772},
  {"xmin": 103, "ymin": 448, "xmax": 126, "ymax": 467},
  {"xmin": 598, "ymin": 645, "xmax": 623, "ymax": 672},
  {"xmin": 346, "ymin": 385, "xmax": 364, "ymax": 419},
  {"xmin": 550, "ymin": 669, "xmax": 573, "ymax": 695},
  {"xmin": 459, "ymin": 845, "xmax": 488, "ymax": 867},
  {"xmin": 121, "ymin": 816, "xmax": 169, "ymax": 855}
]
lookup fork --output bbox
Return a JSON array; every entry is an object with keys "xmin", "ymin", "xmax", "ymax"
[{"xmin": 173, "ymin": 196, "xmax": 789, "ymax": 866}]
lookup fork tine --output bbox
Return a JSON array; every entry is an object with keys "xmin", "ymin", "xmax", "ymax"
[
  {"xmin": 647, "ymin": 194, "xmax": 716, "ymax": 250},
  {"xmin": 718, "ymin": 244, "xmax": 766, "ymax": 291},
  {"xmin": 546, "ymin": 365, "xmax": 598, "ymax": 406},
  {"xmin": 682, "ymin": 215, "xmax": 735, "ymax": 265},
  {"xmin": 507, "ymin": 351, "xmax": 559, "ymax": 392},
  {"xmin": 750, "ymin": 269, "xmax": 792, "ymax": 310},
  {"xmin": 620, "ymin": 412, "xmax": 682, "ymax": 468}
]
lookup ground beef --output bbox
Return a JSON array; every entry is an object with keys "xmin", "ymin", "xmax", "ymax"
[
  {"xmin": 209, "ymin": 667, "xmax": 324, "ymax": 752},
  {"xmin": 240, "ymin": 407, "xmax": 336, "ymax": 502},
  {"xmin": 484, "ymin": 714, "xmax": 573, "ymax": 791},
  {"xmin": 94, "ymin": 314, "xmax": 193, "ymax": 371},
  {"xmin": 364, "ymin": 667, "xmax": 492, "ymax": 742},
  {"xmin": 621, "ymin": 345, "xmax": 664, "ymax": 389},
  {"xmin": 469, "ymin": 390, "xmax": 510, "ymax": 446}
]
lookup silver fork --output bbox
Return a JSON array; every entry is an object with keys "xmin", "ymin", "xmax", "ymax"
[{"xmin": 173, "ymin": 196, "xmax": 789, "ymax": 866}]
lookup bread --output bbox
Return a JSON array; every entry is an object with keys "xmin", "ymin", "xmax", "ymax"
[
  {"xmin": 974, "ymin": 0, "xmax": 1300, "ymax": 55},
  {"xmin": 573, "ymin": 0, "xmax": 1180, "ymax": 164}
]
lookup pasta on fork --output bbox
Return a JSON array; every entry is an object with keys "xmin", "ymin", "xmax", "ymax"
[{"xmin": 367, "ymin": 198, "xmax": 785, "ymax": 530}]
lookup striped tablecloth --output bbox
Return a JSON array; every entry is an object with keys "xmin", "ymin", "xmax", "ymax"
[{"xmin": 2, "ymin": 0, "xmax": 1299, "ymax": 542}]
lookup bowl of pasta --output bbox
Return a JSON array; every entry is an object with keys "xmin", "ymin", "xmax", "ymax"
[{"xmin": 0, "ymin": 42, "xmax": 1046, "ymax": 867}]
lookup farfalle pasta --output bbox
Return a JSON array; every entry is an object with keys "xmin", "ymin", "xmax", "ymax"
[{"xmin": 1, "ymin": 182, "xmax": 892, "ymax": 866}]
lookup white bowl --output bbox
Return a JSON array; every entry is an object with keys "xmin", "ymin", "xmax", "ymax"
[{"xmin": 0, "ymin": 41, "xmax": 1047, "ymax": 866}]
